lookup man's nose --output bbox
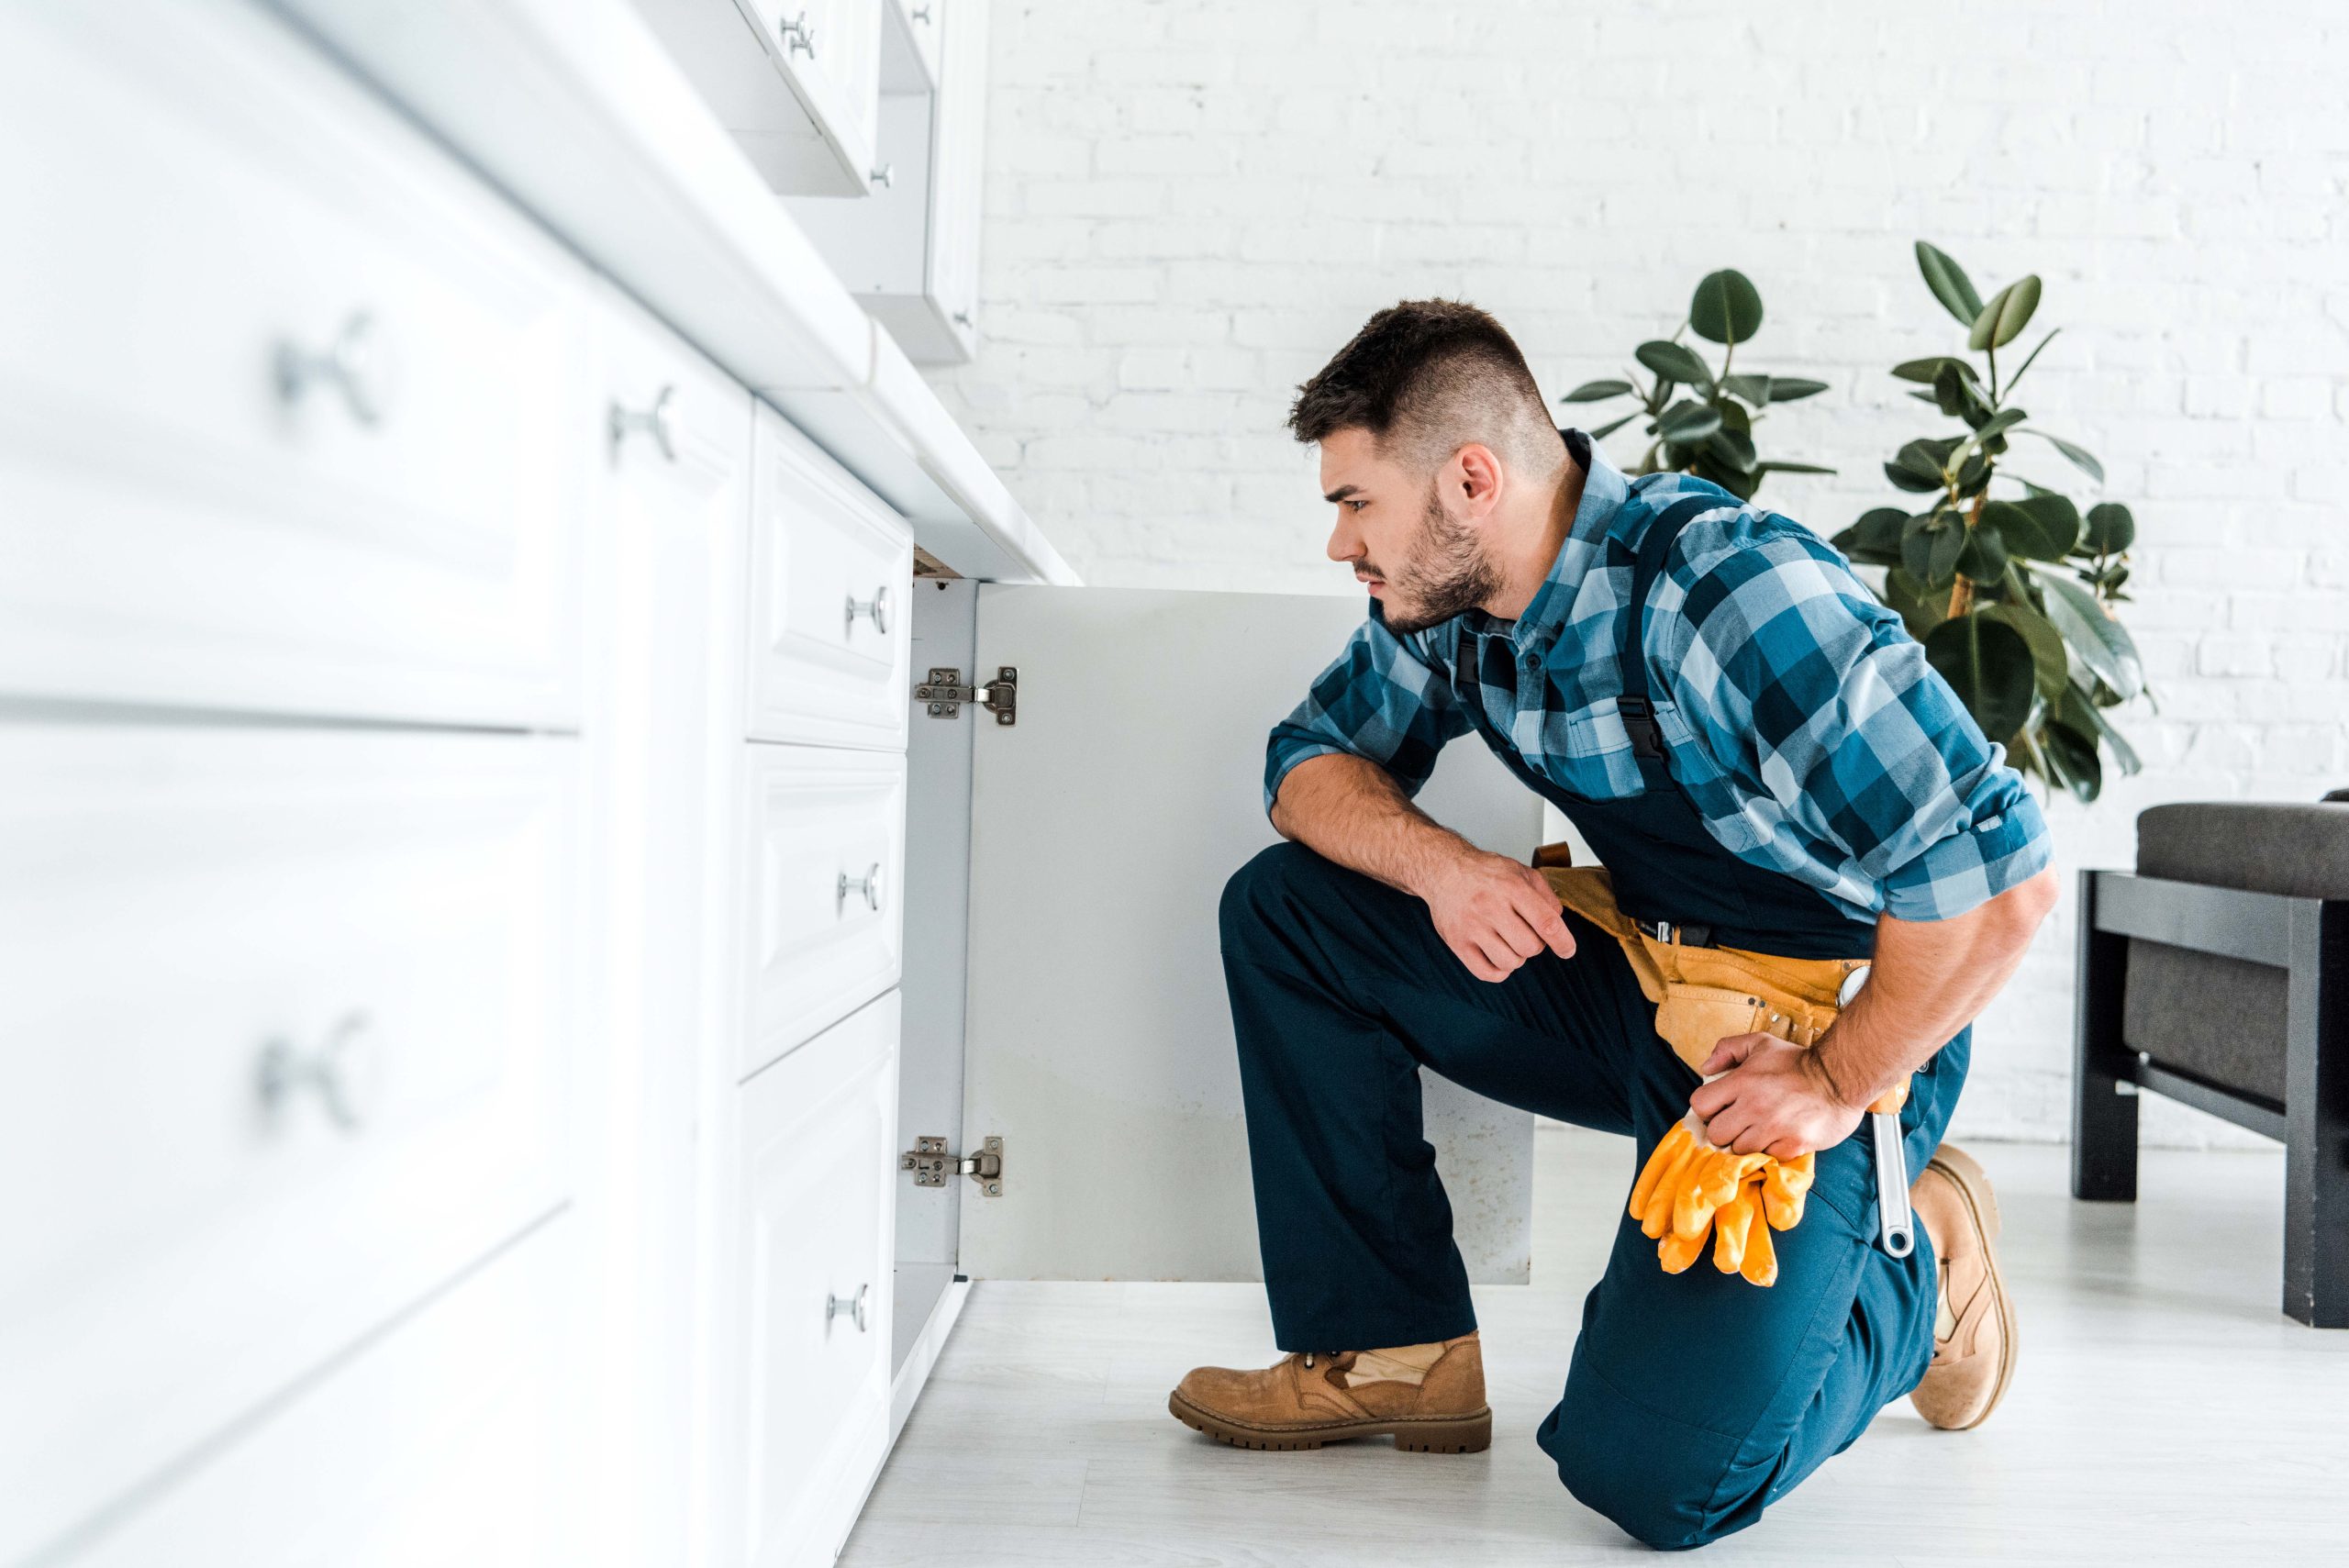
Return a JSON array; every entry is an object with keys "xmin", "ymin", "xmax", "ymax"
[{"xmin": 1326, "ymin": 514, "xmax": 1360, "ymax": 564}]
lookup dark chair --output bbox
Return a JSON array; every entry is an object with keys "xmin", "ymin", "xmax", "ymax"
[{"xmin": 2073, "ymin": 790, "xmax": 2349, "ymax": 1327}]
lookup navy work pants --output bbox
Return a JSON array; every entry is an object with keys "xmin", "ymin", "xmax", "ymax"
[{"xmin": 1219, "ymin": 842, "xmax": 1962, "ymax": 1550}]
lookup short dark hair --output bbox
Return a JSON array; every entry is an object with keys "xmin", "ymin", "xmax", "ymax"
[{"xmin": 1286, "ymin": 299, "xmax": 1560, "ymax": 475}]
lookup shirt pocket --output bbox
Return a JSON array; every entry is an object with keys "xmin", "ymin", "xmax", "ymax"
[{"xmin": 1540, "ymin": 705, "xmax": 1647, "ymax": 799}]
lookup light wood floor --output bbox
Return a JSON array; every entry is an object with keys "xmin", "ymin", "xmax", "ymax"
[{"xmin": 843, "ymin": 1128, "xmax": 2347, "ymax": 1565}]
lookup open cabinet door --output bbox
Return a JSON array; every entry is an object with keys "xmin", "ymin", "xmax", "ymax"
[{"xmin": 953, "ymin": 585, "xmax": 1541, "ymax": 1282}]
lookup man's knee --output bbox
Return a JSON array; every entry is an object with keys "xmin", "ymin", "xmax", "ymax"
[
  {"xmin": 1218, "ymin": 840, "xmax": 1342, "ymax": 953},
  {"xmin": 1541, "ymin": 1388, "xmax": 1747, "ymax": 1551}
]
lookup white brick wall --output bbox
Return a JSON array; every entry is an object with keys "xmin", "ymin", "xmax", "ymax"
[{"xmin": 934, "ymin": 0, "xmax": 2349, "ymax": 1144}]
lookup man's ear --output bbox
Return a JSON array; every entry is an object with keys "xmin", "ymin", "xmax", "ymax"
[{"xmin": 1453, "ymin": 443, "xmax": 1505, "ymax": 519}]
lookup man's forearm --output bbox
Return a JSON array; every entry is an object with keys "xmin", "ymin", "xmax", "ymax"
[
  {"xmin": 1811, "ymin": 867, "xmax": 2061, "ymax": 1109},
  {"xmin": 1269, "ymin": 752, "xmax": 1475, "ymax": 898}
]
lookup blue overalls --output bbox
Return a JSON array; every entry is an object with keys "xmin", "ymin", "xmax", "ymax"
[{"xmin": 1219, "ymin": 502, "xmax": 1965, "ymax": 1549}]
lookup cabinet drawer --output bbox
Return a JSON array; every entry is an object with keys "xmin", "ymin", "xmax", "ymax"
[
  {"xmin": 746, "ymin": 406, "xmax": 915, "ymax": 751},
  {"xmin": 0, "ymin": 3, "xmax": 591, "ymax": 727},
  {"xmin": 731, "ymin": 994, "xmax": 898, "ymax": 1568},
  {"xmin": 740, "ymin": 743, "xmax": 907, "ymax": 1078},
  {"xmin": 52, "ymin": 1215, "xmax": 584, "ymax": 1568},
  {"xmin": 0, "ymin": 726, "xmax": 579, "ymax": 1564}
]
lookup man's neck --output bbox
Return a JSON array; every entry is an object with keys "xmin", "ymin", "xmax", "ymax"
[{"xmin": 1481, "ymin": 452, "xmax": 1587, "ymax": 623}]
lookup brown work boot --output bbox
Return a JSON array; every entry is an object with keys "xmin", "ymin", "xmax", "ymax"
[
  {"xmin": 1909, "ymin": 1143, "xmax": 2019, "ymax": 1430},
  {"xmin": 1168, "ymin": 1333, "xmax": 1491, "ymax": 1452}
]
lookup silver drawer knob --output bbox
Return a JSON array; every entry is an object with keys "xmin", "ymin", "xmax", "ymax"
[
  {"xmin": 844, "ymin": 585, "xmax": 890, "ymax": 636},
  {"xmin": 911, "ymin": 4, "xmax": 931, "ymax": 21},
  {"xmin": 779, "ymin": 10, "xmax": 816, "ymax": 55},
  {"xmin": 275, "ymin": 311, "xmax": 392, "ymax": 427},
  {"xmin": 869, "ymin": 164, "xmax": 895, "ymax": 189},
  {"xmin": 951, "ymin": 309, "xmax": 973, "ymax": 328},
  {"xmin": 838, "ymin": 862, "xmax": 884, "ymax": 914},
  {"xmin": 257, "ymin": 1012, "xmax": 381, "ymax": 1133},
  {"xmin": 827, "ymin": 1283, "xmax": 870, "ymax": 1332},
  {"xmin": 609, "ymin": 384, "xmax": 679, "ymax": 462}
]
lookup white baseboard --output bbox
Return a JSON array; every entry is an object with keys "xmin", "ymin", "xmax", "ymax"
[{"xmin": 887, "ymin": 1274, "xmax": 970, "ymax": 1449}]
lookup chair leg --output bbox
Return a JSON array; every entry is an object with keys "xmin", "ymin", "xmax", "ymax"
[
  {"xmin": 2073, "ymin": 871, "xmax": 2139, "ymax": 1202},
  {"xmin": 2281, "ymin": 900, "xmax": 2346, "ymax": 1328}
]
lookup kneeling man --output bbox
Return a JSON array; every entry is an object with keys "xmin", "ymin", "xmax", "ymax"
[{"xmin": 1170, "ymin": 300, "xmax": 2056, "ymax": 1550}]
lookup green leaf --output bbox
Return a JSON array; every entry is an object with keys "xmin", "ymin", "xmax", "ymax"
[
  {"xmin": 1767, "ymin": 377, "xmax": 1830, "ymax": 403},
  {"xmin": 1926, "ymin": 519, "xmax": 1966, "ymax": 584},
  {"xmin": 1981, "ymin": 495, "xmax": 2079, "ymax": 561},
  {"xmin": 1586, "ymin": 411, "xmax": 1640, "ymax": 439},
  {"xmin": 1561, "ymin": 379, "xmax": 1633, "ymax": 403},
  {"xmin": 2036, "ymin": 569, "xmax": 2143, "ymax": 700},
  {"xmin": 1706, "ymin": 427, "xmax": 1758, "ymax": 473},
  {"xmin": 1968, "ymin": 274, "xmax": 2043, "ymax": 350},
  {"xmin": 2036, "ymin": 716, "xmax": 2104, "ymax": 801},
  {"xmin": 1972, "ymin": 407, "xmax": 2029, "ymax": 443},
  {"xmin": 1915, "ymin": 241, "xmax": 1985, "ymax": 328},
  {"xmin": 1689, "ymin": 270, "xmax": 1765, "ymax": 346},
  {"xmin": 1893, "ymin": 356, "xmax": 1976, "ymax": 384},
  {"xmin": 1654, "ymin": 400, "xmax": 1723, "ymax": 443},
  {"xmin": 1721, "ymin": 373, "xmax": 1773, "ymax": 406},
  {"xmin": 1886, "ymin": 439, "xmax": 1948, "ymax": 493},
  {"xmin": 1693, "ymin": 456, "xmax": 1758, "ymax": 500},
  {"xmin": 1925, "ymin": 614, "xmax": 2036, "ymax": 742},
  {"xmin": 1832, "ymin": 506, "xmax": 1907, "ymax": 566},
  {"xmin": 1755, "ymin": 460, "xmax": 1836, "ymax": 474},
  {"xmin": 1985, "ymin": 601, "xmax": 2072, "ymax": 698},
  {"xmin": 2060, "ymin": 682, "xmax": 2142, "ymax": 776},
  {"xmin": 1883, "ymin": 566, "xmax": 1944, "ymax": 640},
  {"xmin": 1636, "ymin": 340, "xmax": 1714, "ymax": 390},
  {"xmin": 1956, "ymin": 524, "xmax": 2009, "ymax": 584},
  {"xmin": 1936, "ymin": 363, "xmax": 1992, "ymax": 420},
  {"xmin": 2083, "ymin": 501, "xmax": 2135, "ymax": 553},
  {"xmin": 2025, "ymin": 430, "xmax": 2105, "ymax": 484}
]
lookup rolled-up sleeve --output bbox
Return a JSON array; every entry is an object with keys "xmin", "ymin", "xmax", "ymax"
[
  {"xmin": 1264, "ymin": 607, "xmax": 1471, "ymax": 816},
  {"xmin": 1673, "ymin": 533, "xmax": 2054, "ymax": 922}
]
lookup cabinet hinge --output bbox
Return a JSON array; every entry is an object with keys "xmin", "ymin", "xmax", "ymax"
[
  {"xmin": 915, "ymin": 666, "xmax": 1017, "ymax": 725},
  {"xmin": 900, "ymin": 1134, "xmax": 1004, "ymax": 1195}
]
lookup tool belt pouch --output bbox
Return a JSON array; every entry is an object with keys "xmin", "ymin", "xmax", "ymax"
[{"xmin": 1537, "ymin": 847, "xmax": 1850, "ymax": 1289}]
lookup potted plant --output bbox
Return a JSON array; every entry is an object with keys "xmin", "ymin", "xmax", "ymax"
[
  {"xmin": 1559, "ymin": 269, "xmax": 1834, "ymax": 500},
  {"xmin": 1831, "ymin": 242, "xmax": 2146, "ymax": 801}
]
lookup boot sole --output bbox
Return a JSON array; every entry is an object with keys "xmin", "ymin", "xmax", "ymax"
[
  {"xmin": 1166, "ymin": 1391, "xmax": 1492, "ymax": 1453},
  {"xmin": 1923, "ymin": 1143, "xmax": 2019, "ymax": 1429}
]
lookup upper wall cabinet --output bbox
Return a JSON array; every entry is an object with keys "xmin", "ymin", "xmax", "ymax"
[
  {"xmin": 785, "ymin": 0, "xmax": 987, "ymax": 363},
  {"xmin": 880, "ymin": 0, "xmax": 941, "ymax": 92},
  {"xmin": 636, "ymin": 0, "xmax": 886, "ymax": 196}
]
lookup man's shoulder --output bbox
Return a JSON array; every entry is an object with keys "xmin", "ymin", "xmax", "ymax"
[{"xmin": 1624, "ymin": 475, "xmax": 1856, "ymax": 596}]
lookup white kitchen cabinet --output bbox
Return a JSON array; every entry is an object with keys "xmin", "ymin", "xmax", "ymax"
[
  {"xmin": 725, "ymin": 993, "xmax": 900, "ymax": 1568},
  {"xmin": 580, "ymin": 284, "xmax": 754, "ymax": 1568},
  {"xmin": 880, "ymin": 0, "xmax": 943, "ymax": 91},
  {"xmin": 745, "ymin": 406, "xmax": 917, "ymax": 750},
  {"xmin": 896, "ymin": 583, "xmax": 1541, "ymax": 1289},
  {"xmin": 636, "ymin": 0, "xmax": 887, "ymax": 196},
  {"xmin": 0, "ymin": 726, "xmax": 581, "ymax": 1565},
  {"xmin": 787, "ymin": 0, "xmax": 988, "ymax": 362},
  {"xmin": 53, "ymin": 1215, "xmax": 588, "ymax": 1568},
  {"xmin": 0, "ymin": 0, "xmax": 593, "ymax": 728}
]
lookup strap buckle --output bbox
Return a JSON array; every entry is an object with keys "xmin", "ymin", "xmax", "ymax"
[{"xmin": 1618, "ymin": 695, "xmax": 1666, "ymax": 761}]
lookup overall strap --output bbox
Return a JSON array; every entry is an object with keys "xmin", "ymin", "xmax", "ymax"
[{"xmin": 1617, "ymin": 498, "xmax": 1703, "ymax": 762}]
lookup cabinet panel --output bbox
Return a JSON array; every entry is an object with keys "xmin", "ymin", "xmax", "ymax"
[
  {"xmin": 0, "ymin": 2, "xmax": 592, "ymax": 727},
  {"xmin": 731, "ymin": 994, "xmax": 898, "ymax": 1568},
  {"xmin": 740, "ymin": 743, "xmax": 907, "ymax": 1078},
  {"xmin": 746, "ymin": 406, "xmax": 915, "ymax": 751},
  {"xmin": 583, "ymin": 284, "xmax": 753, "ymax": 1567},
  {"xmin": 53, "ymin": 1215, "xmax": 584, "ymax": 1568},
  {"xmin": 637, "ymin": 0, "xmax": 885, "ymax": 195},
  {"xmin": 0, "ymin": 726, "xmax": 579, "ymax": 1564}
]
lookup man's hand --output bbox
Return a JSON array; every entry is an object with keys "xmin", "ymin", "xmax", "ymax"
[
  {"xmin": 1687, "ymin": 1034, "xmax": 1864, "ymax": 1160},
  {"xmin": 1420, "ymin": 850, "xmax": 1575, "ymax": 983}
]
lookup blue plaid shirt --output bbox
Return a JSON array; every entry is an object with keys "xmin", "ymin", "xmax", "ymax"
[{"xmin": 1266, "ymin": 438, "xmax": 2052, "ymax": 925}]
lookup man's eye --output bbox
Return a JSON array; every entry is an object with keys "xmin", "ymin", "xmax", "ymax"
[{"xmin": 1347, "ymin": 500, "xmax": 1369, "ymax": 512}]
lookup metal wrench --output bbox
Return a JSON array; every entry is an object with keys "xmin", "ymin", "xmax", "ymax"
[{"xmin": 1839, "ymin": 965, "xmax": 1915, "ymax": 1259}]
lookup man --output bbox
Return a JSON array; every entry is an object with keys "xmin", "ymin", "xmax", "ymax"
[{"xmin": 1169, "ymin": 300, "xmax": 2056, "ymax": 1549}]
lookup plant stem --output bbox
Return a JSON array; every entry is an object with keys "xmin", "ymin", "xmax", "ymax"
[
  {"xmin": 1986, "ymin": 341, "xmax": 1999, "ymax": 405},
  {"xmin": 1944, "ymin": 491, "xmax": 1987, "ymax": 619}
]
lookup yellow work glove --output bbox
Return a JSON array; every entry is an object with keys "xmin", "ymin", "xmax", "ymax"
[{"xmin": 1628, "ymin": 1118, "xmax": 1816, "ymax": 1288}]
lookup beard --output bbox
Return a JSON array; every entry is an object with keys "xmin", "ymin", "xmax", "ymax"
[{"xmin": 1375, "ymin": 480, "xmax": 1502, "ymax": 635}]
